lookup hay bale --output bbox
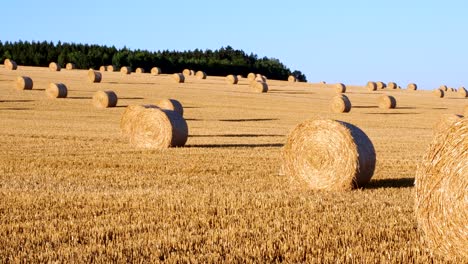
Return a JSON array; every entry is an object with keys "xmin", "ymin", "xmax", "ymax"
[
  {"xmin": 190, "ymin": 70, "xmax": 195, "ymax": 76},
  {"xmin": 226, "ymin": 75, "xmax": 238, "ymax": 85},
  {"xmin": 46, "ymin": 83, "xmax": 67, "ymax": 98},
  {"xmin": 251, "ymin": 81, "xmax": 268, "ymax": 93},
  {"xmin": 376, "ymin": 81, "xmax": 386, "ymax": 89},
  {"xmin": 288, "ymin": 75, "xmax": 296, "ymax": 82},
  {"xmin": 330, "ymin": 94, "xmax": 351, "ymax": 113},
  {"xmin": 378, "ymin": 95, "xmax": 397, "ymax": 109},
  {"xmin": 237, "ymin": 75, "xmax": 243, "ymax": 80},
  {"xmin": 433, "ymin": 114, "xmax": 463, "ymax": 134},
  {"xmin": 334, "ymin": 83, "xmax": 346, "ymax": 93},
  {"xmin": 99, "ymin": 66, "xmax": 107, "ymax": 72},
  {"xmin": 282, "ymin": 119, "xmax": 376, "ymax": 191},
  {"xmin": 92, "ymin": 90, "xmax": 118, "ymax": 108},
  {"xmin": 407, "ymin": 83, "xmax": 417, "ymax": 90},
  {"xmin": 195, "ymin": 71, "xmax": 207, "ymax": 79},
  {"xmin": 451, "ymin": 88, "xmax": 456, "ymax": 92},
  {"xmin": 173, "ymin": 73, "xmax": 185, "ymax": 83},
  {"xmin": 49, "ymin": 62, "xmax": 61, "ymax": 72},
  {"xmin": 88, "ymin": 70, "xmax": 102, "ymax": 83},
  {"xmin": 387, "ymin": 82, "xmax": 398, "ymax": 89},
  {"xmin": 465, "ymin": 105, "xmax": 468, "ymax": 116},
  {"xmin": 255, "ymin": 74, "xmax": 267, "ymax": 83},
  {"xmin": 120, "ymin": 66, "xmax": 131, "ymax": 74},
  {"xmin": 16, "ymin": 76, "xmax": 33, "ymax": 90},
  {"xmin": 458, "ymin": 87, "xmax": 468, "ymax": 98},
  {"xmin": 156, "ymin": 99, "xmax": 184, "ymax": 116},
  {"xmin": 65, "ymin": 63, "xmax": 76, "ymax": 70},
  {"xmin": 366, "ymin": 81, "xmax": 377, "ymax": 91},
  {"xmin": 135, "ymin": 68, "xmax": 145, "ymax": 74},
  {"xmin": 415, "ymin": 117, "xmax": 467, "ymax": 261},
  {"xmin": 4, "ymin": 59, "xmax": 17, "ymax": 70},
  {"xmin": 107, "ymin": 65, "xmax": 115, "ymax": 72},
  {"xmin": 247, "ymin": 73, "xmax": 256, "ymax": 81},
  {"xmin": 439, "ymin": 85, "xmax": 448, "ymax": 91},
  {"xmin": 433, "ymin": 89, "xmax": 445, "ymax": 98},
  {"xmin": 182, "ymin": 69, "xmax": 191, "ymax": 76},
  {"xmin": 151, "ymin": 67, "xmax": 161, "ymax": 75},
  {"xmin": 120, "ymin": 104, "xmax": 188, "ymax": 149}
]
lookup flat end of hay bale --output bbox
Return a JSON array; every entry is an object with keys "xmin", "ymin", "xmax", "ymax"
[
  {"xmin": 433, "ymin": 89, "xmax": 445, "ymax": 98},
  {"xmin": 92, "ymin": 90, "xmax": 118, "ymax": 108},
  {"xmin": 330, "ymin": 94, "xmax": 351, "ymax": 113},
  {"xmin": 378, "ymin": 95, "xmax": 397, "ymax": 109},
  {"xmin": 195, "ymin": 71, "xmax": 207, "ymax": 79},
  {"xmin": 226, "ymin": 75, "xmax": 238, "ymax": 85},
  {"xmin": 16, "ymin": 76, "xmax": 33, "ymax": 90},
  {"xmin": 151, "ymin": 67, "xmax": 161, "ymax": 75},
  {"xmin": 49, "ymin": 62, "xmax": 61, "ymax": 72},
  {"xmin": 88, "ymin": 70, "xmax": 102, "ymax": 83},
  {"xmin": 407, "ymin": 83, "xmax": 417, "ymax": 90},
  {"xmin": 366, "ymin": 81, "xmax": 377, "ymax": 91},
  {"xmin": 46, "ymin": 83, "xmax": 68, "ymax": 98},
  {"xmin": 173, "ymin": 73, "xmax": 185, "ymax": 83}
]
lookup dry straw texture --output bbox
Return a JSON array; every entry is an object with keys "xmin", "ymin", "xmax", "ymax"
[
  {"xmin": 92, "ymin": 90, "xmax": 118, "ymax": 108},
  {"xmin": 465, "ymin": 105, "xmax": 468, "ymax": 116},
  {"xmin": 458, "ymin": 87, "xmax": 468, "ymax": 98},
  {"xmin": 46, "ymin": 83, "xmax": 68, "ymax": 98},
  {"xmin": 99, "ymin": 66, "xmax": 107, "ymax": 72},
  {"xmin": 387, "ymin": 82, "xmax": 398, "ymax": 89},
  {"xmin": 376, "ymin": 82, "xmax": 386, "ymax": 89},
  {"xmin": 172, "ymin": 73, "xmax": 185, "ymax": 83},
  {"xmin": 335, "ymin": 83, "xmax": 346, "ymax": 93},
  {"xmin": 120, "ymin": 66, "xmax": 131, "ymax": 74},
  {"xmin": 120, "ymin": 105, "xmax": 188, "ymax": 149},
  {"xmin": 247, "ymin": 73, "xmax": 256, "ymax": 81},
  {"xmin": 4, "ymin": 59, "xmax": 17, "ymax": 70},
  {"xmin": 288, "ymin": 75, "xmax": 296, "ymax": 82},
  {"xmin": 107, "ymin": 65, "xmax": 115, "ymax": 72},
  {"xmin": 88, "ymin": 70, "xmax": 102, "ymax": 83},
  {"xmin": 439, "ymin": 85, "xmax": 448, "ymax": 91},
  {"xmin": 156, "ymin": 99, "xmax": 184, "ymax": 116},
  {"xmin": 330, "ymin": 94, "xmax": 351, "ymax": 113},
  {"xmin": 282, "ymin": 119, "xmax": 376, "ymax": 191},
  {"xmin": 256, "ymin": 74, "xmax": 267, "ymax": 83},
  {"xmin": 433, "ymin": 89, "xmax": 444, "ymax": 98},
  {"xmin": 433, "ymin": 114, "xmax": 463, "ymax": 134},
  {"xmin": 251, "ymin": 81, "xmax": 268, "ymax": 93},
  {"xmin": 415, "ymin": 118, "xmax": 467, "ymax": 261},
  {"xmin": 16, "ymin": 76, "xmax": 33, "ymax": 90},
  {"xmin": 151, "ymin": 67, "xmax": 161, "ymax": 75},
  {"xmin": 366, "ymin": 81, "xmax": 377, "ymax": 91},
  {"xmin": 65, "ymin": 63, "xmax": 76, "ymax": 70},
  {"xmin": 226, "ymin": 75, "xmax": 238, "ymax": 85},
  {"xmin": 182, "ymin": 69, "xmax": 191, "ymax": 76},
  {"xmin": 49, "ymin": 62, "xmax": 61, "ymax": 72},
  {"xmin": 407, "ymin": 83, "xmax": 418, "ymax": 90},
  {"xmin": 195, "ymin": 71, "xmax": 207, "ymax": 79},
  {"xmin": 135, "ymin": 68, "xmax": 145, "ymax": 74},
  {"xmin": 378, "ymin": 95, "xmax": 397, "ymax": 109}
]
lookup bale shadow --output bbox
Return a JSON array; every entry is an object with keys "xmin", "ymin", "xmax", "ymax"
[
  {"xmin": 365, "ymin": 178, "xmax": 414, "ymax": 189},
  {"xmin": 114, "ymin": 105, "xmax": 128, "ymax": 108},
  {"xmin": 185, "ymin": 118, "xmax": 204, "ymax": 121},
  {"xmin": 186, "ymin": 143, "xmax": 284, "ymax": 148},
  {"xmin": 397, "ymin": 107, "xmax": 417, "ymax": 110},
  {"xmin": 184, "ymin": 106, "xmax": 200, "ymax": 109},
  {"xmin": 365, "ymin": 112, "xmax": 421, "ymax": 115},
  {"xmin": 0, "ymin": 107, "xmax": 32, "ymax": 111},
  {"xmin": 0, "ymin": 99, "xmax": 34, "ymax": 103},
  {"xmin": 68, "ymin": 97, "xmax": 92, "ymax": 100},
  {"xmin": 120, "ymin": 97, "xmax": 144, "ymax": 100},
  {"xmin": 219, "ymin": 118, "xmax": 279, "ymax": 122},
  {"xmin": 353, "ymin": 106, "xmax": 378, "ymax": 109},
  {"xmin": 190, "ymin": 134, "xmax": 283, "ymax": 138}
]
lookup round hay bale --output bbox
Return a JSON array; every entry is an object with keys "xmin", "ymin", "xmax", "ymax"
[
  {"xmin": 387, "ymin": 82, "xmax": 398, "ymax": 89},
  {"xmin": 195, "ymin": 71, "xmax": 207, "ymax": 79},
  {"xmin": 16, "ymin": 76, "xmax": 33, "ymax": 90},
  {"xmin": 173, "ymin": 73, "xmax": 185, "ymax": 83},
  {"xmin": 65, "ymin": 63, "xmax": 76, "ymax": 70},
  {"xmin": 46, "ymin": 83, "xmax": 68, "ymax": 98},
  {"xmin": 407, "ymin": 83, "xmax": 417, "ymax": 90},
  {"xmin": 92, "ymin": 90, "xmax": 118, "ymax": 108},
  {"xmin": 107, "ymin": 65, "xmax": 115, "ymax": 72},
  {"xmin": 334, "ymin": 83, "xmax": 346, "ymax": 93},
  {"xmin": 120, "ymin": 105, "xmax": 188, "ymax": 149},
  {"xmin": 99, "ymin": 66, "xmax": 107, "ymax": 72},
  {"xmin": 237, "ymin": 75, "xmax": 243, "ymax": 80},
  {"xmin": 151, "ymin": 67, "xmax": 161, "ymax": 75},
  {"xmin": 120, "ymin": 66, "xmax": 131, "ymax": 74},
  {"xmin": 433, "ymin": 114, "xmax": 463, "ymax": 134},
  {"xmin": 288, "ymin": 75, "xmax": 297, "ymax": 82},
  {"xmin": 458, "ymin": 87, "xmax": 468, "ymax": 98},
  {"xmin": 366, "ymin": 81, "xmax": 377, "ymax": 91},
  {"xmin": 247, "ymin": 73, "xmax": 256, "ymax": 81},
  {"xmin": 135, "ymin": 67, "xmax": 145, "ymax": 74},
  {"xmin": 378, "ymin": 95, "xmax": 397, "ymax": 109},
  {"xmin": 156, "ymin": 99, "xmax": 184, "ymax": 116},
  {"xmin": 282, "ymin": 119, "xmax": 376, "ymax": 191},
  {"xmin": 376, "ymin": 81, "xmax": 386, "ymax": 89},
  {"xmin": 49, "ymin": 62, "xmax": 61, "ymax": 72},
  {"xmin": 251, "ymin": 81, "xmax": 268, "ymax": 93},
  {"xmin": 255, "ymin": 74, "xmax": 267, "ymax": 83},
  {"xmin": 182, "ymin": 69, "xmax": 191, "ymax": 76},
  {"xmin": 330, "ymin": 94, "xmax": 351, "ymax": 113},
  {"xmin": 433, "ymin": 89, "xmax": 445, "ymax": 98},
  {"xmin": 4, "ymin": 59, "xmax": 18, "ymax": 70},
  {"xmin": 226, "ymin": 75, "xmax": 238, "ymax": 85},
  {"xmin": 415, "ymin": 117, "xmax": 467, "ymax": 261},
  {"xmin": 88, "ymin": 70, "xmax": 102, "ymax": 83},
  {"xmin": 439, "ymin": 85, "xmax": 448, "ymax": 91}
]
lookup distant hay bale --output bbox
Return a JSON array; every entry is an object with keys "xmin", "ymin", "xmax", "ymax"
[
  {"xmin": 251, "ymin": 81, "xmax": 268, "ymax": 93},
  {"xmin": 46, "ymin": 83, "xmax": 68, "ymax": 98},
  {"xmin": 120, "ymin": 104, "xmax": 188, "ymax": 149},
  {"xmin": 378, "ymin": 95, "xmax": 397, "ymax": 109},
  {"xmin": 376, "ymin": 81, "xmax": 386, "ymax": 89},
  {"xmin": 237, "ymin": 75, "xmax": 243, "ymax": 79},
  {"xmin": 330, "ymin": 94, "xmax": 351, "ymax": 113},
  {"xmin": 407, "ymin": 83, "xmax": 418, "ymax": 90},
  {"xmin": 433, "ymin": 89, "xmax": 445, "ymax": 98},
  {"xmin": 16, "ymin": 76, "xmax": 33, "ymax": 90},
  {"xmin": 120, "ymin": 66, "xmax": 131, "ymax": 74},
  {"xmin": 4, "ymin": 59, "xmax": 17, "ymax": 70},
  {"xmin": 334, "ymin": 83, "xmax": 346, "ymax": 93},
  {"xmin": 288, "ymin": 75, "xmax": 297, "ymax": 82},
  {"xmin": 65, "ymin": 63, "xmax": 76, "ymax": 70},
  {"xmin": 107, "ymin": 65, "xmax": 115, "ymax": 72},
  {"xmin": 156, "ymin": 98, "xmax": 184, "ymax": 116},
  {"xmin": 387, "ymin": 82, "xmax": 398, "ymax": 89},
  {"xmin": 226, "ymin": 74, "xmax": 238, "ymax": 85},
  {"xmin": 92, "ymin": 90, "xmax": 118, "ymax": 108},
  {"xmin": 99, "ymin": 66, "xmax": 107, "ymax": 72},
  {"xmin": 256, "ymin": 74, "xmax": 267, "ymax": 83},
  {"xmin": 439, "ymin": 85, "xmax": 448, "ymax": 91},
  {"xmin": 247, "ymin": 73, "xmax": 256, "ymax": 81},
  {"xmin": 49, "ymin": 62, "xmax": 61, "ymax": 72},
  {"xmin": 458, "ymin": 87, "xmax": 468, "ymax": 98},
  {"xmin": 182, "ymin": 69, "xmax": 191, "ymax": 76},
  {"xmin": 415, "ymin": 117, "xmax": 467, "ymax": 261},
  {"xmin": 433, "ymin": 114, "xmax": 463, "ymax": 134},
  {"xmin": 282, "ymin": 119, "xmax": 376, "ymax": 191},
  {"xmin": 451, "ymin": 88, "xmax": 456, "ymax": 92},
  {"xmin": 151, "ymin": 67, "xmax": 161, "ymax": 75},
  {"xmin": 88, "ymin": 70, "xmax": 102, "ymax": 83},
  {"xmin": 135, "ymin": 68, "xmax": 145, "ymax": 74},
  {"xmin": 190, "ymin": 70, "xmax": 195, "ymax": 76},
  {"xmin": 172, "ymin": 73, "xmax": 185, "ymax": 83},
  {"xmin": 366, "ymin": 81, "xmax": 377, "ymax": 91},
  {"xmin": 195, "ymin": 71, "xmax": 207, "ymax": 79}
]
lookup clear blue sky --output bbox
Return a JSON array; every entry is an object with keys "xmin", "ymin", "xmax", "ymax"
[{"xmin": 3, "ymin": 0, "xmax": 467, "ymax": 89}]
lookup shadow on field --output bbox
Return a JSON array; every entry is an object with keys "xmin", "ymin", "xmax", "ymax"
[
  {"xmin": 0, "ymin": 107, "xmax": 32, "ymax": 111},
  {"xmin": 365, "ymin": 112, "xmax": 421, "ymax": 115},
  {"xmin": 185, "ymin": 118, "xmax": 204, "ymax": 121},
  {"xmin": 120, "ymin": 97, "xmax": 144, "ymax": 100},
  {"xmin": 366, "ymin": 178, "xmax": 414, "ymax": 189},
  {"xmin": 219, "ymin": 118, "xmax": 279, "ymax": 122},
  {"xmin": 353, "ymin": 106, "xmax": 378, "ymax": 109},
  {"xmin": 68, "ymin": 96, "xmax": 92, "ymax": 100},
  {"xmin": 190, "ymin": 134, "xmax": 284, "ymax": 138},
  {"xmin": 186, "ymin": 143, "xmax": 284, "ymax": 148},
  {"xmin": 0, "ymin": 99, "xmax": 34, "ymax": 103},
  {"xmin": 115, "ymin": 105, "xmax": 128, "ymax": 108},
  {"xmin": 397, "ymin": 107, "xmax": 417, "ymax": 110}
]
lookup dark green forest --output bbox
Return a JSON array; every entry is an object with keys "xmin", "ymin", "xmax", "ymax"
[{"xmin": 0, "ymin": 41, "xmax": 307, "ymax": 81}]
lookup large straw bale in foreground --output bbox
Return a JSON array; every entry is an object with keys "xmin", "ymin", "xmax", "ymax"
[
  {"xmin": 120, "ymin": 105, "xmax": 188, "ymax": 149},
  {"xmin": 4, "ymin": 59, "xmax": 17, "ymax": 70},
  {"xmin": 156, "ymin": 99, "xmax": 184, "ymax": 116},
  {"xmin": 16, "ymin": 76, "xmax": 33, "ymax": 90},
  {"xmin": 465, "ymin": 105, "xmax": 468, "ymax": 116},
  {"xmin": 378, "ymin": 95, "xmax": 397, "ymax": 109},
  {"xmin": 151, "ymin": 67, "xmax": 161, "ymax": 75},
  {"xmin": 173, "ymin": 73, "xmax": 185, "ymax": 83},
  {"xmin": 282, "ymin": 119, "xmax": 376, "ymax": 191},
  {"xmin": 92, "ymin": 90, "xmax": 118, "ymax": 108},
  {"xmin": 49, "ymin": 62, "xmax": 61, "ymax": 72},
  {"xmin": 46, "ymin": 83, "xmax": 68, "ymax": 98},
  {"xmin": 415, "ymin": 118, "xmax": 467, "ymax": 261},
  {"xmin": 330, "ymin": 94, "xmax": 351, "ymax": 113},
  {"xmin": 433, "ymin": 114, "xmax": 463, "ymax": 134},
  {"xmin": 88, "ymin": 70, "xmax": 102, "ymax": 83},
  {"xmin": 226, "ymin": 75, "xmax": 238, "ymax": 85}
]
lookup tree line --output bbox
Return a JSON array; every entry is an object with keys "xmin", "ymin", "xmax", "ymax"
[{"xmin": 0, "ymin": 40, "xmax": 307, "ymax": 81}]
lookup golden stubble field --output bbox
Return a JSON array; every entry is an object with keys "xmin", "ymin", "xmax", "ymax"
[{"xmin": 0, "ymin": 66, "xmax": 466, "ymax": 263}]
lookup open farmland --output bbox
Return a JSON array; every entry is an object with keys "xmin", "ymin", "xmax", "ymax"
[{"xmin": 0, "ymin": 66, "xmax": 465, "ymax": 262}]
